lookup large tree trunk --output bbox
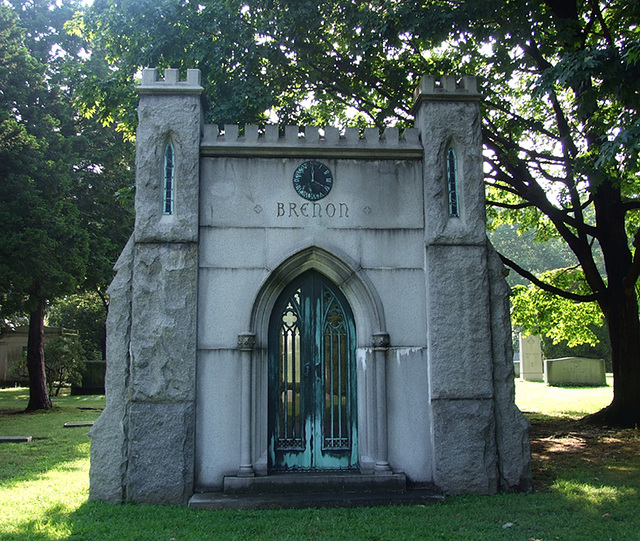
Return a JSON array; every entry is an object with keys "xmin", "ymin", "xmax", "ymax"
[
  {"xmin": 602, "ymin": 289, "xmax": 640, "ymax": 427},
  {"xmin": 587, "ymin": 287, "xmax": 640, "ymax": 428},
  {"xmin": 25, "ymin": 298, "xmax": 52, "ymax": 412},
  {"xmin": 586, "ymin": 182, "xmax": 640, "ymax": 427}
]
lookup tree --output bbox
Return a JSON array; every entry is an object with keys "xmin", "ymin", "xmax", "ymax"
[
  {"xmin": 489, "ymin": 223, "xmax": 582, "ymax": 287},
  {"xmin": 511, "ymin": 267, "xmax": 604, "ymax": 348},
  {"xmin": 43, "ymin": 335, "xmax": 85, "ymax": 397},
  {"xmin": 0, "ymin": 3, "xmax": 88, "ymax": 411},
  {"xmin": 0, "ymin": 0, "xmax": 134, "ymax": 411},
  {"xmin": 78, "ymin": 0, "xmax": 640, "ymax": 426},
  {"xmin": 490, "ymin": 223, "xmax": 611, "ymax": 365},
  {"xmin": 48, "ymin": 292, "xmax": 107, "ymax": 361}
]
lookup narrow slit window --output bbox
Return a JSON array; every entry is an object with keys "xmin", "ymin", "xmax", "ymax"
[
  {"xmin": 446, "ymin": 146, "xmax": 459, "ymax": 217},
  {"xmin": 163, "ymin": 142, "xmax": 175, "ymax": 215}
]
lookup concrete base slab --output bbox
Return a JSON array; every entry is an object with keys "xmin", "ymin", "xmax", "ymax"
[{"xmin": 189, "ymin": 487, "xmax": 444, "ymax": 510}]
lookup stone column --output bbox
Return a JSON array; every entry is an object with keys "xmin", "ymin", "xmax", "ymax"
[
  {"xmin": 414, "ymin": 76, "xmax": 499, "ymax": 493},
  {"xmin": 373, "ymin": 332, "xmax": 391, "ymax": 474},
  {"xmin": 237, "ymin": 333, "xmax": 256, "ymax": 477},
  {"xmin": 118, "ymin": 68, "xmax": 203, "ymax": 504}
]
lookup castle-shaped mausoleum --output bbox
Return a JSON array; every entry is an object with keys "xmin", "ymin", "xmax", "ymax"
[{"xmin": 89, "ymin": 68, "xmax": 532, "ymax": 505}]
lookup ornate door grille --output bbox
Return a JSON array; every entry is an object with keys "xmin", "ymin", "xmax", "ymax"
[{"xmin": 269, "ymin": 271, "xmax": 357, "ymax": 471}]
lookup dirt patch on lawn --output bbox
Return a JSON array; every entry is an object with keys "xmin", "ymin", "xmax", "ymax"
[
  {"xmin": 528, "ymin": 416, "xmax": 640, "ymax": 490},
  {"xmin": 0, "ymin": 408, "xmax": 26, "ymax": 415}
]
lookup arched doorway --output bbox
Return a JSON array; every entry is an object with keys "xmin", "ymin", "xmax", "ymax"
[{"xmin": 268, "ymin": 270, "xmax": 358, "ymax": 471}]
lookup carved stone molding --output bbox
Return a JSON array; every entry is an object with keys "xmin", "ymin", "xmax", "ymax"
[
  {"xmin": 237, "ymin": 333, "xmax": 256, "ymax": 351},
  {"xmin": 372, "ymin": 332, "xmax": 390, "ymax": 349}
]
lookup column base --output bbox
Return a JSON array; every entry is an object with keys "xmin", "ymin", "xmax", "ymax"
[{"xmin": 237, "ymin": 465, "xmax": 255, "ymax": 478}]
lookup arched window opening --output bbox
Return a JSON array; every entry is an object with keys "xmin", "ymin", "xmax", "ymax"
[
  {"xmin": 163, "ymin": 142, "xmax": 175, "ymax": 215},
  {"xmin": 446, "ymin": 146, "xmax": 459, "ymax": 217}
]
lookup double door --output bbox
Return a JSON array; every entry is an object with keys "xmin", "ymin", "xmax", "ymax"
[{"xmin": 268, "ymin": 271, "xmax": 357, "ymax": 471}]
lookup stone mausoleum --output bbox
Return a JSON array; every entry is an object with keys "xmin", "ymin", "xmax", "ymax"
[{"xmin": 89, "ymin": 68, "xmax": 532, "ymax": 505}]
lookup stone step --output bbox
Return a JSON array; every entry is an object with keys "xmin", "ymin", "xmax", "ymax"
[
  {"xmin": 223, "ymin": 472, "xmax": 407, "ymax": 495},
  {"xmin": 189, "ymin": 486, "xmax": 444, "ymax": 510}
]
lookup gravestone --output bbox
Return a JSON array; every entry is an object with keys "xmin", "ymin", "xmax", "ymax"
[
  {"xmin": 89, "ymin": 69, "xmax": 532, "ymax": 504},
  {"xmin": 545, "ymin": 357, "xmax": 606, "ymax": 386},
  {"xmin": 519, "ymin": 334, "xmax": 544, "ymax": 382}
]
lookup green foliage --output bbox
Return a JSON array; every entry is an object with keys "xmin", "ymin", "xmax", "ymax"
[
  {"xmin": 43, "ymin": 336, "xmax": 86, "ymax": 396},
  {"xmin": 489, "ymin": 224, "xmax": 579, "ymax": 286},
  {"xmin": 0, "ymin": 2, "xmax": 88, "ymax": 316},
  {"xmin": 0, "ymin": 0, "xmax": 134, "ymax": 315},
  {"xmin": 12, "ymin": 335, "xmax": 86, "ymax": 397},
  {"xmin": 0, "ymin": 0, "xmax": 134, "ymax": 410},
  {"xmin": 511, "ymin": 268, "xmax": 604, "ymax": 347},
  {"xmin": 47, "ymin": 293, "xmax": 107, "ymax": 360}
]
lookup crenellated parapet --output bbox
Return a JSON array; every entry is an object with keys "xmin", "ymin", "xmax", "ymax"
[
  {"xmin": 412, "ymin": 75, "xmax": 480, "ymax": 110},
  {"xmin": 200, "ymin": 124, "xmax": 422, "ymax": 159},
  {"xmin": 138, "ymin": 67, "xmax": 204, "ymax": 95}
]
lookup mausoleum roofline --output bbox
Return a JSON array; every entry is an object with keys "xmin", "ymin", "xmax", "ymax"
[{"xmin": 200, "ymin": 124, "xmax": 423, "ymax": 160}]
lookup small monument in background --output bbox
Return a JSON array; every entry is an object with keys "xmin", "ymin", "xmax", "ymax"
[{"xmin": 519, "ymin": 334, "xmax": 545, "ymax": 382}]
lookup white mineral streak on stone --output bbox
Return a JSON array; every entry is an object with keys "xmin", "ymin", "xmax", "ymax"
[
  {"xmin": 393, "ymin": 347, "xmax": 423, "ymax": 361},
  {"xmin": 357, "ymin": 348, "xmax": 368, "ymax": 371}
]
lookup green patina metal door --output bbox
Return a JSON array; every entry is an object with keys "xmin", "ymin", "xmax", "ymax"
[{"xmin": 268, "ymin": 271, "xmax": 357, "ymax": 471}]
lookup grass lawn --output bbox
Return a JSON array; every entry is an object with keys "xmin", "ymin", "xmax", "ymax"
[{"xmin": 1, "ymin": 379, "xmax": 638, "ymax": 541}]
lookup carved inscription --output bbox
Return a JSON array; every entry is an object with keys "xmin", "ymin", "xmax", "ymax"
[{"xmin": 277, "ymin": 202, "xmax": 350, "ymax": 218}]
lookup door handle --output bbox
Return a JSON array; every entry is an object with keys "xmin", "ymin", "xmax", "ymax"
[{"xmin": 304, "ymin": 364, "xmax": 310, "ymax": 377}]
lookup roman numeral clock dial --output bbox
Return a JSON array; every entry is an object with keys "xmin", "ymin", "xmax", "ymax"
[{"xmin": 292, "ymin": 161, "xmax": 333, "ymax": 201}]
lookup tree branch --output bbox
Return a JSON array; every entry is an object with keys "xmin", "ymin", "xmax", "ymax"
[
  {"xmin": 622, "ymin": 199, "xmax": 640, "ymax": 211},
  {"xmin": 623, "ymin": 228, "xmax": 640, "ymax": 294},
  {"xmin": 498, "ymin": 252, "xmax": 599, "ymax": 301},
  {"xmin": 486, "ymin": 200, "xmax": 534, "ymax": 210},
  {"xmin": 483, "ymin": 129, "xmax": 599, "ymax": 238}
]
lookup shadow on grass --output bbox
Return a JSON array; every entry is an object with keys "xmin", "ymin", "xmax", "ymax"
[{"xmin": 527, "ymin": 412, "xmax": 640, "ymax": 492}]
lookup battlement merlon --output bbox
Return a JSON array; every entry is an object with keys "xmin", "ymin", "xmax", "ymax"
[
  {"xmin": 137, "ymin": 68, "xmax": 204, "ymax": 96},
  {"xmin": 412, "ymin": 75, "xmax": 481, "ymax": 112}
]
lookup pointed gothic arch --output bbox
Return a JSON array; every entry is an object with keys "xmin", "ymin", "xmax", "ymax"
[
  {"xmin": 240, "ymin": 246, "xmax": 392, "ymax": 477},
  {"xmin": 250, "ymin": 246, "xmax": 387, "ymax": 347}
]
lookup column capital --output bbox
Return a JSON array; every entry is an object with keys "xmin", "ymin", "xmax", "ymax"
[
  {"xmin": 237, "ymin": 333, "xmax": 256, "ymax": 351},
  {"xmin": 372, "ymin": 332, "xmax": 390, "ymax": 349}
]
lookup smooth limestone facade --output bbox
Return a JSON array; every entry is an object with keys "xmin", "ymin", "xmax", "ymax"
[{"xmin": 89, "ymin": 68, "xmax": 532, "ymax": 504}]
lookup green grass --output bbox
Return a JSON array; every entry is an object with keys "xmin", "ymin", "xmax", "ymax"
[
  {"xmin": 516, "ymin": 374, "xmax": 614, "ymax": 419},
  {"xmin": 1, "ymin": 380, "xmax": 638, "ymax": 541}
]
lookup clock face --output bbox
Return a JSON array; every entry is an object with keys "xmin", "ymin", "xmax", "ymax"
[{"xmin": 292, "ymin": 161, "xmax": 333, "ymax": 201}]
